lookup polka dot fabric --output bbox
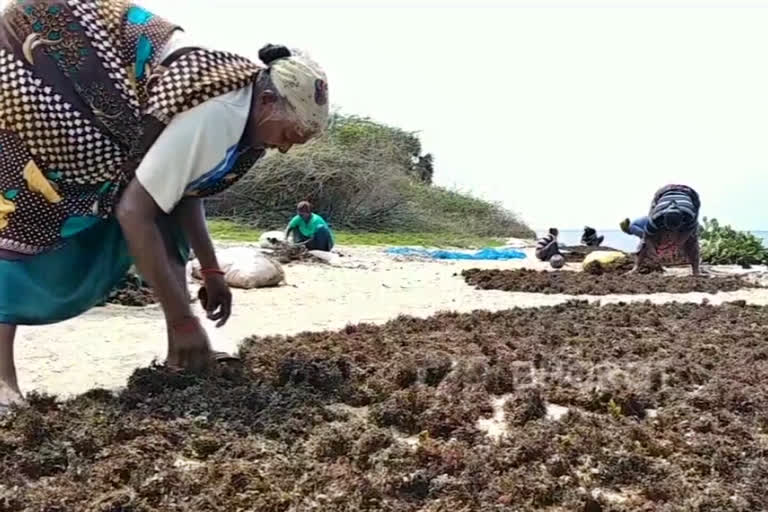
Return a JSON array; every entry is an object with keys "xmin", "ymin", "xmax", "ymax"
[
  {"xmin": 0, "ymin": 0, "xmax": 262, "ymax": 255},
  {"xmin": 145, "ymin": 49, "xmax": 260, "ymax": 125}
]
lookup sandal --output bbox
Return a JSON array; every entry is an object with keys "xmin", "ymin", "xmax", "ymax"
[
  {"xmin": 213, "ymin": 351, "xmax": 240, "ymax": 363},
  {"xmin": 164, "ymin": 352, "xmax": 240, "ymax": 372}
]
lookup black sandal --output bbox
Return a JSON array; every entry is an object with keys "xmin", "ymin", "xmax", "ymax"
[{"xmin": 213, "ymin": 351, "xmax": 240, "ymax": 363}]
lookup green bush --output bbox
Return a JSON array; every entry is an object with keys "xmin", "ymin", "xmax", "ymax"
[
  {"xmin": 205, "ymin": 114, "xmax": 532, "ymax": 239},
  {"xmin": 699, "ymin": 217, "xmax": 768, "ymax": 266},
  {"xmin": 329, "ymin": 114, "xmax": 432, "ymax": 183},
  {"xmin": 400, "ymin": 183, "xmax": 530, "ymax": 237}
]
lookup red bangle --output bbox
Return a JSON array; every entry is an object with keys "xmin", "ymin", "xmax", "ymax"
[
  {"xmin": 200, "ymin": 268, "xmax": 225, "ymax": 277},
  {"xmin": 171, "ymin": 316, "xmax": 199, "ymax": 334}
]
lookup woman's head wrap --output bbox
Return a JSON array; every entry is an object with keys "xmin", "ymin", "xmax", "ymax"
[{"xmin": 259, "ymin": 44, "xmax": 329, "ymax": 137}]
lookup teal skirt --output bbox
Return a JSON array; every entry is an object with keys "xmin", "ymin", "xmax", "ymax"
[{"xmin": 0, "ymin": 218, "xmax": 188, "ymax": 326}]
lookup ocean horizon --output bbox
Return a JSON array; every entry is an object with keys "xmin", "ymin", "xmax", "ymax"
[{"xmin": 535, "ymin": 229, "xmax": 768, "ymax": 253}]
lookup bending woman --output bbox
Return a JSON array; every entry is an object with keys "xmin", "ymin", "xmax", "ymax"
[
  {"xmin": 0, "ymin": 0, "xmax": 329, "ymax": 409},
  {"xmin": 625, "ymin": 184, "xmax": 701, "ymax": 275}
]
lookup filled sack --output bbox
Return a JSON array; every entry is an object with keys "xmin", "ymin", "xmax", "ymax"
[{"xmin": 192, "ymin": 247, "xmax": 285, "ymax": 289}]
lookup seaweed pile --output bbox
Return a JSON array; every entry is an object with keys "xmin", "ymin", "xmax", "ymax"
[
  {"xmin": 463, "ymin": 268, "xmax": 757, "ymax": 295},
  {"xmin": 104, "ymin": 273, "xmax": 156, "ymax": 307},
  {"xmin": 2, "ymin": 302, "xmax": 767, "ymax": 510}
]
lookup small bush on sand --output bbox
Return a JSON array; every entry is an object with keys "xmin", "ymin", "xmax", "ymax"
[
  {"xmin": 700, "ymin": 218, "xmax": 768, "ymax": 267},
  {"xmin": 205, "ymin": 114, "xmax": 532, "ymax": 239}
]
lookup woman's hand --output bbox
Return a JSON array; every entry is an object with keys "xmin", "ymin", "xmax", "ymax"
[
  {"xmin": 167, "ymin": 318, "xmax": 213, "ymax": 371},
  {"xmin": 200, "ymin": 273, "xmax": 232, "ymax": 327},
  {"xmin": 117, "ymin": 181, "xmax": 211, "ymax": 371},
  {"xmin": 173, "ymin": 198, "xmax": 232, "ymax": 327}
]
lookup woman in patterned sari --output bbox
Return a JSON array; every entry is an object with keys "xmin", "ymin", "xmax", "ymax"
[{"xmin": 0, "ymin": 0, "xmax": 329, "ymax": 409}]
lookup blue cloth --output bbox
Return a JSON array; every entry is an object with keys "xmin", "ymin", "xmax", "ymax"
[
  {"xmin": 386, "ymin": 247, "xmax": 526, "ymax": 260},
  {"xmin": 629, "ymin": 217, "xmax": 649, "ymax": 238},
  {"xmin": 0, "ymin": 217, "xmax": 188, "ymax": 326},
  {"xmin": 186, "ymin": 144, "xmax": 241, "ymax": 194}
]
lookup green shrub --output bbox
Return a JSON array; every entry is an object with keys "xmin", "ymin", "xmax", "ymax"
[
  {"xmin": 699, "ymin": 218, "xmax": 768, "ymax": 267},
  {"xmin": 400, "ymin": 183, "xmax": 531, "ymax": 238},
  {"xmin": 205, "ymin": 114, "xmax": 532, "ymax": 239}
]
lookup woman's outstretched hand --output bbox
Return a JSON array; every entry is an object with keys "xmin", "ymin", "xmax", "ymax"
[
  {"xmin": 199, "ymin": 274, "xmax": 232, "ymax": 327},
  {"xmin": 167, "ymin": 318, "xmax": 213, "ymax": 371}
]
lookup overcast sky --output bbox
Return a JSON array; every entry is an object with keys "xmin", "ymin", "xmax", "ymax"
[{"xmin": 136, "ymin": 1, "xmax": 768, "ymax": 228}]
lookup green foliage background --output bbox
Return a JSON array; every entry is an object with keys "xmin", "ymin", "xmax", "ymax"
[
  {"xmin": 206, "ymin": 114, "xmax": 532, "ymax": 239},
  {"xmin": 700, "ymin": 218, "xmax": 768, "ymax": 266}
]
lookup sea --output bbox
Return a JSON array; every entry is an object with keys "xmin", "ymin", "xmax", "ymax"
[{"xmin": 534, "ymin": 229, "xmax": 768, "ymax": 253}]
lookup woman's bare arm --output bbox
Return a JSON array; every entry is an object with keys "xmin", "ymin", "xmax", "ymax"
[
  {"xmin": 116, "ymin": 179, "xmax": 192, "ymax": 323},
  {"xmin": 632, "ymin": 237, "xmax": 656, "ymax": 273},
  {"xmin": 174, "ymin": 197, "xmax": 232, "ymax": 326},
  {"xmin": 683, "ymin": 232, "xmax": 701, "ymax": 276},
  {"xmin": 174, "ymin": 198, "xmax": 219, "ymax": 271}
]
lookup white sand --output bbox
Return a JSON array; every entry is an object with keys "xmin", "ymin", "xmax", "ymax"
[{"xmin": 14, "ymin": 244, "xmax": 768, "ymax": 398}]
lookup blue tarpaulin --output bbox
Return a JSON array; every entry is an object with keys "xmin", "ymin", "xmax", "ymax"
[{"xmin": 386, "ymin": 247, "xmax": 526, "ymax": 261}]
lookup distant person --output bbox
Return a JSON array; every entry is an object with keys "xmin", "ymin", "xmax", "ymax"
[
  {"xmin": 285, "ymin": 201, "xmax": 335, "ymax": 252},
  {"xmin": 581, "ymin": 226, "xmax": 604, "ymax": 247},
  {"xmin": 621, "ymin": 184, "xmax": 701, "ymax": 275},
  {"xmin": 536, "ymin": 228, "xmax": 561, "ymax": 262}
]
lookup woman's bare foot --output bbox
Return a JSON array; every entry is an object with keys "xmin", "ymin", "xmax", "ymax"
[
  {"xmin": 0, "ymin": 323, "xmax": 20, "ymax": 411},
  {"xmin": 0, "ymin": 381, "xmax": 23, "ymax": 413}
]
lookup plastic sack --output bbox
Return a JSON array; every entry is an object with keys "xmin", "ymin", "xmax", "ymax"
[
  {"xmin": 308, "ymin": 250, "xmax": 341, "ymax": 265},
  {"xmin": 386, "ymin": 247, "xmax": 526, "ymax": 261},
  {"xmin": 259, "ymin": 230, "xmax": 285, "ymax": 249},
  {"xmin": 192, "ymin": 247, "xmax": 285, "ymax": 289},
  {"xmin": 582, "ymin": 251, "xmax": 629, "ymax": 274}
]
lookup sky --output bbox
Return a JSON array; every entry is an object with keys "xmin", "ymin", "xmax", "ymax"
[{"xmin": 143, "ymin": 1, "xmax": 766, "ymax": 229}]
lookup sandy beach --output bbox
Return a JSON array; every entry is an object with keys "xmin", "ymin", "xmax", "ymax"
[{"xmin": 13, "ymin": 243, "xmax": 768, "ymax": 398}]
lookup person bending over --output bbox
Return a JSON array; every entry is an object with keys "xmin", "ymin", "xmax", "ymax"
[
  {"xmin": 581, "ymin": 226, "xmax": 604, "ymax": 247},
  {"xmin": 285, "ymin": 202, "xmax": 334, "ymax": 252},
  {"xmin": 623, "ymin": 184, "xmax": 701, "ymax": 275},
  {"xmin": 536, "ymin": 228, "xmax": 560, "ymax": 261}
]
